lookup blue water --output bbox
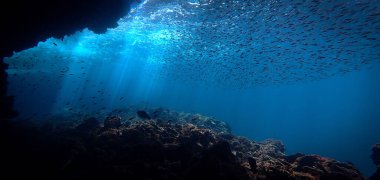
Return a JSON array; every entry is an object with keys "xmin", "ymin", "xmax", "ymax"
[{"xmin": 4, "ymin": 0, "xmax": 380, "ymax": 176}]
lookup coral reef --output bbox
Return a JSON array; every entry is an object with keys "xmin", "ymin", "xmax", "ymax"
[
  {"xmin": 219, "ymin": 133, "xmax": 363, "ymax": 180},
  {"xmin": 109, "ymin": 107, "xmax": 231, "ymax": 134},
  {"xmin": 2, "ymin": 109, "xmax": 364, "ymax": 180}
]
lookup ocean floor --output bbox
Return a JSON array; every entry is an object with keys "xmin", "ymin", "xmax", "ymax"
[{"xmin": 1, "ymin": 107, "xmax": 379, "ymax": 180}]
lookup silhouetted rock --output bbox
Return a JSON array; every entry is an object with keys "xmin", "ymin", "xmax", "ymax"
[
  {"xmin": 372, "ymin": 144, "xmax": 380, "ymax": 167},
  {"xmin": 77, "ymin": 117, "xmax": 99, "ymax": 131},
  {"xmin": 1, "ymin": 0, "xmax": 137, "ymax": 58},
  {"xmin": 0, "ymin": 0, "xmax": 138, "ymax": 121},
  {"xmin": 104, "ymin": 116, "xmax": 121, "ymax": 129},
  {"xmin": 74, "ymin": 117, "xmax": 100, "ymax": 138},
  {"xmin": 186, "ymin": 141, "xmax": 249, "ymax": 180},
  {"xmin": 0, "ymin": 60, "xmax": 18, "ymax": 119},
  {"xmin": 370, "ymin": 169, "xmax": 380, "ymax": 180},
  {"xmin": 248, "ymin": 157, "xmax": 257, "ymax": 172},
  {"xmin": 1, "ymin": 109, "xmax": 366, "ymax": 180}
]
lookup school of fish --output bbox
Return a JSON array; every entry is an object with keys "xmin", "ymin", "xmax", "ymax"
[{"xmin": 4, "ymin": 0, "xmax": 380, "ymax": 111}]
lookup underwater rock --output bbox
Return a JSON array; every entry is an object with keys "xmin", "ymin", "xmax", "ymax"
[
  {"xmin": 285, "ymin": 153, "xmax": 305, "ymax": 163},
  {"xmin": 372, "ymin": 144, "xmax": 380, "ymax": 167},
  {"xmin": 217, "ymin": 131, "xmax": 363, "ymax": 180},
  {"xmin": 2, "ymin": 109, "xmax": 365, "ymax": 180},
  {"xmin": 186, "ymin": 141, "xmax": 250, "ymax": 180},
  {"xmin": 146, "ymin": 107, "xmax": 231, "ymax": 133},
  {"xmin": 290, "ymin": 155, "xmax": 364, "ymax": 180},
  {"xmin": 109, "ymin": 107, "xmax": 231, "ymax": 134},
  {"xmin": 248, "ymin": 157, "xmax": 257, "ymax": 173},
  {"xmin": 103, "ymin": 116, "xmax": 121, "ymax": 129},
  {"xmin": 1, "ymin": 0, "xmax": 135, "ymax": 57},
  {"xmin": 185, "ymin": 113, "xmax": 231, "ymax": 134},
  {"xmin": 0, "ymin": 1, "xmax": 137, "ymax": 120},
  {"xmin": 370, "ymin": 170, "xmax": 380, "ymax": 180},
  {"xmin": 76, "ymin": 117, "xmax": 100, "ymax": 131},
  {"xmin": 0, "ymin": 60, "xmax": 18, "ymax": 119},
  {"xmin": 74, "ymin": 117, "xmax": 101, "ymax": 138}
]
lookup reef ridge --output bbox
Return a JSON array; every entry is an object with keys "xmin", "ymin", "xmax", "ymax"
[{"xmin": 2, "ymin": 108, "xmax": 365, "ymax": 180}]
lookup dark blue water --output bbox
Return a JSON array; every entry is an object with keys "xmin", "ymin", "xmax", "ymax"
[{"xmin": 4, "ymin": 0, "xmax": 380, "ymax": 176}]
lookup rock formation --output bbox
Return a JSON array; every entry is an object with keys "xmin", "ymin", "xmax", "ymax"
[
  {"xmin": 1, "ymin": 109, "xmax": 365, "ymax": 180},
  {"xmin": 0, "ymin": 0, "xmax": 136, "ymax": 119}
]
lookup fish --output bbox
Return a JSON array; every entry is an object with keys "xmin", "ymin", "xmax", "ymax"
[{"xmin": 3, "ymin": 0, "xmax": 380, "ymax": 115}]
